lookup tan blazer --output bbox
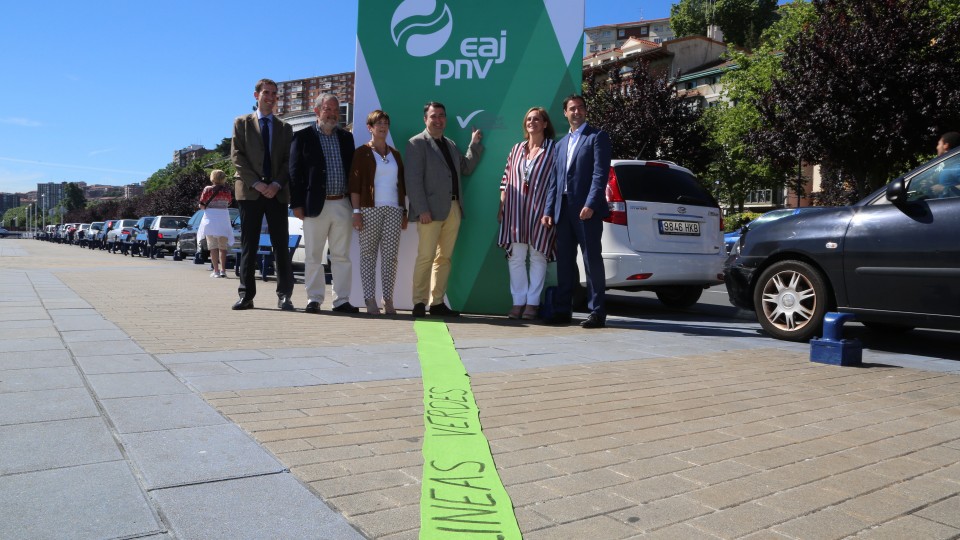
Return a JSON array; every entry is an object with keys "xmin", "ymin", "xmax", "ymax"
[
  {"xmin": 230, "ymin": 113, "xmax": 294, "ymax": 204},
  {"xmin": 404, "ymin": 129, "xmax": 483, "ymax": 221}
]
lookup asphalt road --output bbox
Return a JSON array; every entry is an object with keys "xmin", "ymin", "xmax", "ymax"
[{"xmin": 607, "ymin": 284, "xmax": 960, "ymax": 365}]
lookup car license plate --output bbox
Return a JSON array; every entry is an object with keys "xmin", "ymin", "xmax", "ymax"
[{"xmin": 659, "ymin": 220, "xmax": 700, "ymax": 236}]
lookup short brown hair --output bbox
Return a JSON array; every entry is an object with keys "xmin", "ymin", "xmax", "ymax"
[
  {"xmin": 522, "ymin": 107, "xmax": 556, "ymax": 141},
  {"xmin": 941, "ymin": 131, "xmax": 960, "ymax": 150},
  {"xmin": 255, "ymin": 78, "xmax": 277, "ymax": 93},
  {"xmin": 367, "ymin": 109, "xmax": 391, "ymax": 126}
]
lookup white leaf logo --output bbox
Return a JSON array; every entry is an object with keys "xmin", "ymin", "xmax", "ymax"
[{"xmin": 391, "ymin": 0, "xmax": 453, "ymax": 57}]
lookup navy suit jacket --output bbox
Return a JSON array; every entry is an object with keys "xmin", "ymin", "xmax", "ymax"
[
  {"xmin": 545, "ymin": 124, "xmax": 612, "ymax": 222},
  {"xmin": 289, "ymin": 125, "xmax": 356, "ymax": 218}
]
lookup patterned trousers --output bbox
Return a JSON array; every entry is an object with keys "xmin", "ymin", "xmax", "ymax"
[{"xmin": 359, "ymin": 206, "xmax": 404, "ymax": 301}]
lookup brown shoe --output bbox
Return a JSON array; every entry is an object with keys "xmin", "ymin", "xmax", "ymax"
[
  {"xmin": 507, "ymin": 305, "xmax": 524, "ymax": 319},
  {"xmin": 521, "ymin": 305, "xmax": 538, "ymax": 320},
  {"xmin": 383, "ymin": 298, "xmax": 396, "ymax": 315}
]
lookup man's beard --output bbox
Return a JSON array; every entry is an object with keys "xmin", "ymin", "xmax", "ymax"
[{"xmin": 319, "ymin": 118, "xmax": 338, "ymax": 132}]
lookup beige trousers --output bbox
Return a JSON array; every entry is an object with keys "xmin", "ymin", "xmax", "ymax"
[{"xmin": 412, "ymin": 204, "xmax": 461, "ymax": 306}]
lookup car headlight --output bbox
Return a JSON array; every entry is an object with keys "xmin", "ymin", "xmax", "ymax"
[{"xmin": 732, "ymin": 237, "xmax": 743, "ymax": 256}]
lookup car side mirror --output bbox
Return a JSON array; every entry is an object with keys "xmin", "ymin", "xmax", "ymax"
[{"xmin": 886, "ymin": 177, "xmax": 907, "ymax": 204}]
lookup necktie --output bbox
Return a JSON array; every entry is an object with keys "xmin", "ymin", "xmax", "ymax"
[{"xmin": 260, "ymin": 117, "xmax": 272, "ymax": 180}]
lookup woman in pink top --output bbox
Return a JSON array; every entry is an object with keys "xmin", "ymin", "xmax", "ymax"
[{"xmin": 198, "ymin": 169, "xmax": 235, "ymax": 278}]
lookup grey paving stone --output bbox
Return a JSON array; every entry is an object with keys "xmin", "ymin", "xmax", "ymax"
[
  {"xmin": 0, "ymin": 387, "xmax": 99, "ymax": 426},
  {"xmin": 0, "ymin": 307, "xmax": 48, "ymax": 322},
  {"xmin": 0, "ymin": 461, "xmax": 161, "ymax": 540},
  {"xmin": 0, "ymin": 337, "xmax": 64, "ymax": 353},
  {"xmin": 59, "ymin": 328, "xmax": 130, "ymax": 342},
  {"xmin": 0, "ymin": 347, "xmax": 73, "ymax": 370},
  {"xmin": 310, "ymin": 366, "xmax": 421, "ymax": 384},
  {"xmin": 156, "ymin": 349, "xmax": 271, "ymax": 364},
  {"xmin": 52, "ymin": 317, "xmax": 118, "ymax": 331},
  {"xmin": 74, "ymin": 353, "xmax": 166, "ymax": 374},
  {"xmin": 121, "ymin": 424, "xmax": 285, "ymax": 489},
  {"xmin": 101, "ymin": 394, "xmax": 228, "ymax": 434},
  {"xmin": 0, "ymin": 319, "xmax": 50, "ymax": 330},
  {"xmin": 183, "ymin": 371, "xmax": 325, "ymax": 392},
  {"xmin": 86, "ymin": 371, "xmax": 191, "ymax": 399},
  {"xmin": 167, "ymin": 362, "xmax": 240, "ymax": 376},
  {"xmin": 0, "ymin": 417, "xmax": 121, "ymax": 475},
  {"xmin": 151, "ymin": 473, "xmax": 364, "ymax": 540},
  {"xmin": 0, "ymin": 366, "xmax": 84, "ymax": 393},
  {"xmin": 0, "ymin": 325, "xmax": 58, "ymax": 339},
  {"xmin": 227, "ymin": 356, "xmax": 344, "ymax": 373},
  {"xmin": 68, "ymin": 338, "xmax": 147, "ymax": 357}
]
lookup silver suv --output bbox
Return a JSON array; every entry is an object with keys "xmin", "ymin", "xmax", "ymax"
[
  {"xmin": 148, "ymin": 215, "xmax": 190, "ymax": 254},
  {"xmin": 580, "ymin": 159, "xmax": 725, "ymax": 307}
]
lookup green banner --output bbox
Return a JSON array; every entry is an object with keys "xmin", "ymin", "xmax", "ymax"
[
  {"xmin": 355, "ymin": 0, "xmax": 584, "ymax": 314},
  {"xmin": 415, "ymin": 320, "xmax": 521, "ymax": 539}
]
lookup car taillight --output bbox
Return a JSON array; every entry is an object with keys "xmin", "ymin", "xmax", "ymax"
[
  {"xmin": 157, "ymin": 232, "xmax": 164, "ymax": 239},
  {"xmin": 121, "ymin": 229, "xmax": 131, "ymax": 235},
  {"xmin": 604, "ymin": 168, "xmax": 627, "ymax": 225}
]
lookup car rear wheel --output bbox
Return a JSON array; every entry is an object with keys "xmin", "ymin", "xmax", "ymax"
[
  {"xmin": 655, "ymin": 286, "xmax": 703, "ymax": 308},
  {"xmin": 753, "ymin": 260, "xmax": 830, "ymax": 342}
]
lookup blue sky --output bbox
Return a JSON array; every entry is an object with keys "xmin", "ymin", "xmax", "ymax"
[{"xmin": 0, "ymin": 1, "xmax": 676, "ymax": 194}]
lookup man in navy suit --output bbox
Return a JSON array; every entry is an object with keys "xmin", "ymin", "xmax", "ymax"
[{"xmin": 542, "ymin": 95, "xmax": 612, "ymax": 328}]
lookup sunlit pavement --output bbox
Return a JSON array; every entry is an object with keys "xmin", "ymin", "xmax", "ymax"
[{"xmin": 2, "ymin": 238, "xmax": 959, "ymax": 539}]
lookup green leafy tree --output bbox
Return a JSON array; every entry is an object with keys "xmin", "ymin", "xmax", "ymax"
[
  {"xmin": 214, "ymin": 137, "xmax": 231, "ymax": 156},
  {"xmin": 753, "ymin": 0, "xmax": 960, "ymax": 197},
  {"xmin": 63, "ymin": 182, "xmax": 86, "ymax": 212},
  {"xmin": 670, "ymin": 0, "xmax": 779, "ymax": 48},
  {"xmin": 704, "ymin": 0, "xmax": 816, "ymax": 211},
  {"xmin": 144, "ymin": 162, "xmax": 180, "ymax": 193},
  {"xmin": 585, "ymin": 63, "xmax": 711, "ymax": 176}
]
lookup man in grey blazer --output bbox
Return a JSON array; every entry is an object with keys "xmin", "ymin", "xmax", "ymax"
[
  {"xmin": 542, "ymin": 94, "xmax": 612, "ymax": 328},
  {"xmin": 405, "ymin": 102, "xmax": 483, "ymax": 318},
  {"xmin": 230, "ymin": 78, "xmax": 295, "ymax": 311}
]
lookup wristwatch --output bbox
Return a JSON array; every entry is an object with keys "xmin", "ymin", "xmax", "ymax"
[{"xmin": 352, "ymin": 209, "xmax": 361, "ymax": 214}]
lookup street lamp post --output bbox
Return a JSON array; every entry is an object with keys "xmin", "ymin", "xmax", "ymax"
[{"xmin": 40, "ymin": 194, "xmax": 45, "ymax": 235}]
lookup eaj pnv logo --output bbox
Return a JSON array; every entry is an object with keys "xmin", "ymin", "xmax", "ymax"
[
  {"xmin": 390, "ymin": 0, "xmax": 453, "ymax": 57},
  {"xmin": 391, "ymin": 0, "xmax": 508, "ymax": 86}
]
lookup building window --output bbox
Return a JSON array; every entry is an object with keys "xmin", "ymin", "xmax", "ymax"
[
  {"xmin": 653, "ymin": 38, "xmax": 662, "ymax": 44},
  {"xmin": 746, "ymin": 190, "xmax": 773, "ymax": 204},
  {"xmin": 640, "ymin": 27, "xmax": 649, "ymax": 36},
  {"xmin": 602, "ymin": 30, "xmax": 612, "ymax": 37},
  {"xmin": 618, "ymin": 29, "xmax": 625, "ymax": 38}
]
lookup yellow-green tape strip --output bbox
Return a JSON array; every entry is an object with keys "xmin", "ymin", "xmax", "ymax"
[{"xmin": 415, "ymin": 320, "xmax": 522, "ymax": 540}]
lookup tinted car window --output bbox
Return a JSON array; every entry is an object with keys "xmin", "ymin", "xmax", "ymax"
[
  {"xmin": 158, "ymin": 217, "xmax": 184, "ymax": 228},
  {"xmin": 614, "ymin": 164, "xmax": 717, "ymax": 206}
]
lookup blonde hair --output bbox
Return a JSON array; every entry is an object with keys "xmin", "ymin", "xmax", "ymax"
[{"xmin": 210, "ymin": 170, "xmax": 227, "ymax": 185}]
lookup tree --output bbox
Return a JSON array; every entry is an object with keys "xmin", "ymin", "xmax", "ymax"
[
  {"xmin": 670, "ymin": 0, "xmax": 779, "ymax": 48},
  {"xmin": 703, "ymin": 0, "xmax": 816, "ymax": 211},
  {"xmin": 63, "ymin": 182, "xmax": 86, "ymax": 212},
  {"xmin": 584, "ymin": 63, "xmax": 711, "ymax": 177},
  {"xmin": 753, "ymin": 0, "xmax": 960, "ymax": 197},
  {"xmin": 214, "ymin": 137, "xmax": 231, "ymax": 156},
  {"xmin": 144, "ymin": 162, "xmax": 180, "ymax": 193}
]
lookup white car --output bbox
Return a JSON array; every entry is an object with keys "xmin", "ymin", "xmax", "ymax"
[{"xmin": 578, "ymin": 159, "xmax": 725, "ymax": 307}]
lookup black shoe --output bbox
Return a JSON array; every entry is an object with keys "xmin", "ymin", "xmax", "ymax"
[
  {"xmin": 580, "ymin": 313, "xmax": 606, "ymax": 329},
  {"xmin": 544, "ymin": 312, "xmax": 572, "ymax": 325},
  {"xmin": 429, "ymin": 303, "xmax": 460, "ymax": 317},
  {"xmin": 278, "ymin": 296, "xmax": 294, "ymax": 311},
  {"xmin": 232, "ymin": 298, "xmax": 254, "ymax": 310},
  {"xmin": 304, "ymin": 301, "xmax": 320, "ymax": 314},
  {"xmin": 332, "ymin": 302, "xmax": 360, "ymax": 313},
  {"xmin": 412, "ymin": 302, "xmax": 427, "ymax": 318}
]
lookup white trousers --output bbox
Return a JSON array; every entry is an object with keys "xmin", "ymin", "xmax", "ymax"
[
  {"xmin": 303, "ymin": 198, "xmax": 352, "ymax": 307},
  {"xmin": 507, "ymin": 243, "xmax": 547, "ymax": 306}
]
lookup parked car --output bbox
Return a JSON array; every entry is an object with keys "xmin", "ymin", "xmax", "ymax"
[
  {"xmin": 0, "ymin": 227, "xmax": 11, "ymax": 238},
  {"xmin": 582, "ymin": 159, "xmax": 725, "ymax": 307},
  {"xmin": 107, "ymin": 219, "xmax": 139, "ymax": 245},
  {"xmin": 127, "ymin": 216, "xmax": 156, "ymax": 255},
  {"xmin": 230, "ymin": 209, "xmax": 307, "ymax": 270},
  {"xmin": 724, "ymin": 208, "xmax": 819, "ymax": 254},
  {"xmin": 148, "ymin": 215, "xmax": 190, "ymax": 254},
  {"xmin": 176, "ymin": 208, "xmax": 240, "ymax": 260},
  {"xmin": 724, "ymin": 147, "xmax": 960, "ymax": 341},
  {"xmin": 87, "ymin": 222, "xmax": 105, "ymax": 247}
]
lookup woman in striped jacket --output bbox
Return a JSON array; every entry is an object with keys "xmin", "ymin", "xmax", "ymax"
[{"xmin": 497, "ymin": 107, "xmax": 558, "ymax": 320}]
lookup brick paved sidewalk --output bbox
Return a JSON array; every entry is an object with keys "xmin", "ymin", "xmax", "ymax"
[{"xmin": 3, "ymin": 239, "xmax": 960, "ymax": 539}]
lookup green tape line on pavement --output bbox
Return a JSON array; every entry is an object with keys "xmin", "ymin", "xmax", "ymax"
[{"xmin": 415, "ymin": 320, "xmax": 522, "ymax": 540}]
